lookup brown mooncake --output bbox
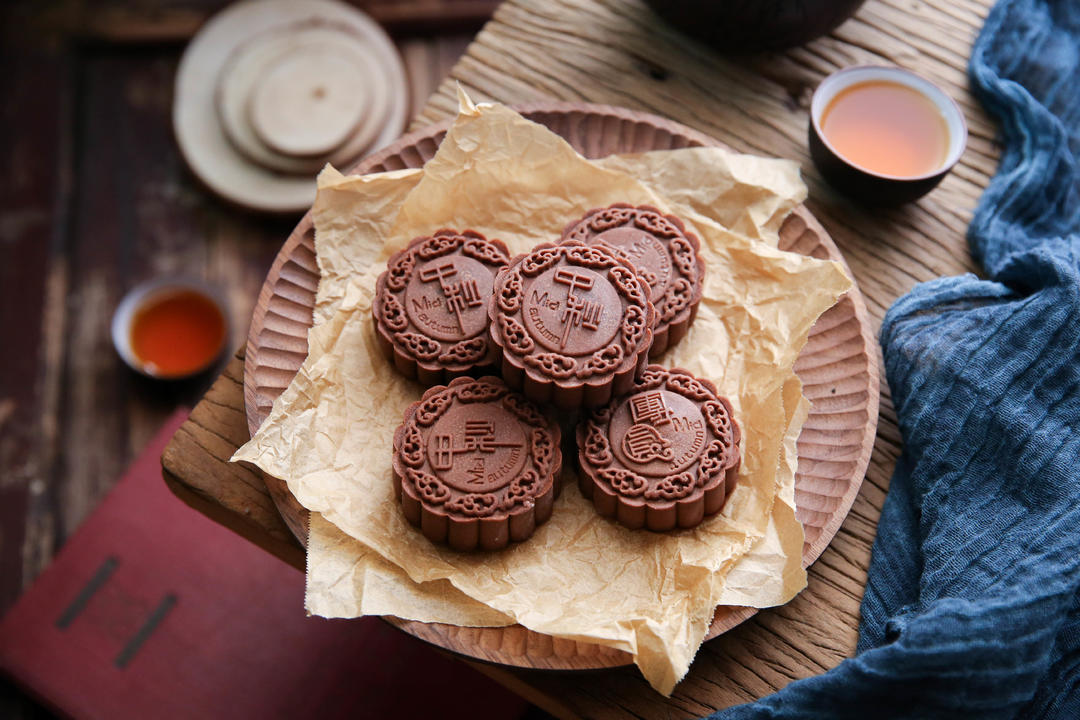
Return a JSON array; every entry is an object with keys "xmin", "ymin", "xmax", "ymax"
[
  {"xmin": 563, "ymin": 204, "xmax": 705, "ymax": 357},
  {"xmin": 392, "ymin": 376, "xmax": 562, "ymax": 551},
  {"xmin": 374, "ymin": 230, "xmax": 510, "ymax": 385},
  {"xmin": 576, "ymin": 365, "xmax": 741, "ymax": 532},
  {"xmin": 487, "ymin": 241, "xmax": 655, "ymax": 409}
]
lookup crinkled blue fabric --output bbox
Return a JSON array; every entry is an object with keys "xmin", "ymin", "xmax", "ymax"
[{"xmin": 709, "ymin": 1, "xmax": 1080, "ymax": 717}]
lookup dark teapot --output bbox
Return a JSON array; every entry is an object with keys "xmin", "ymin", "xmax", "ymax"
[{"xmin": 643, "ymin": 0, "xmax": 868, "ymax": 53}]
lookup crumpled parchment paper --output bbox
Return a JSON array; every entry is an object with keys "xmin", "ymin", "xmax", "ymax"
[{"xmin": 233, "ymin": 91, "xmax": 851, "ymax": 695}]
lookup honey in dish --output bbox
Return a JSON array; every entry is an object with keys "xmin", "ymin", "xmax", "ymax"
[
  {"xmin": 130, "ymin": 290, "xmax": 225, "ymax": 377},
  {"xmin": 821, "ymin": 80, "xmax": 949, "ymax": 178}
]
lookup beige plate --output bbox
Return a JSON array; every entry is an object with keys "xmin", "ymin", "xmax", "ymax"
[{"xmin": 243, "ymin": 102, "xmax": 880, "ymax": 670}]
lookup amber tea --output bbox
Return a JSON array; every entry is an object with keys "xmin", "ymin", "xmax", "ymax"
[
  {"xmin": 130, "ymin": 290, "xmax": 226, "ymax": 377},
  {"xmin": 820, "ymin": 80, "xmax": 949, "ymax": 178}
]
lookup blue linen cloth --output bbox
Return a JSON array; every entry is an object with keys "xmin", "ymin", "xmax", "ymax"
[{"xmin": 711, "ymin": 1, "xmax": 1080, "ymax": 717}]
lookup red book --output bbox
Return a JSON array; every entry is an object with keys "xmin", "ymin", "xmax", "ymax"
[{"xmin": 0, "ymin": 410, "xmax": 528, "ymax": 720}]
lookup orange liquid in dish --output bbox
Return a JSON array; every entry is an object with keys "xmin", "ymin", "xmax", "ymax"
[
  {"xmin": 130, "ymin": 290, "xmax": 225, "ymax": 377},
  {"xmin": 821, "ymin": 80, "xmax": 949, "ymax": 177}
]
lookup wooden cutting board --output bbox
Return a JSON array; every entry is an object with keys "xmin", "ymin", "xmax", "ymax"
[{"xmin": 242, "ymin": 101, "xmax": 880, "ymax": 669}]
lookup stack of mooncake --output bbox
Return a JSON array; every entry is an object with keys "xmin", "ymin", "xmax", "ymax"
[{"xmin": 373, "ymin": 205, "xmax": 741, "ymax": 551}]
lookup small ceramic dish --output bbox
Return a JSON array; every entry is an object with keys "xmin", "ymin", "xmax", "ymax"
[
  {"xmin": 111, "ymin": 278, "xmax": 230, "ymax": 380},
  {"xmin": 809, "ymin": 65, "xmax": 967, "ymax": 205}
]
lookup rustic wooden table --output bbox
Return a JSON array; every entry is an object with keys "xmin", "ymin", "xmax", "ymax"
[{"xmin": 161, "ymin": 0, "xmax": 998, "ymax": 717}]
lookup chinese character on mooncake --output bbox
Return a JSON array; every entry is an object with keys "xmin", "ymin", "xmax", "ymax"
[
  {"xmin": 576, "ymin": 366, "xmax": 741, "ymax": 531},
  {"xmin": 563, "ymin": 204, "xmax": 704, "ymax": 357},
  {"xmin": 487, "ymin": 241, "xmax": 655, "ymax": 409},
  {"xmin": 392, "ymin": 376, "xmax": 562, "ymax": 551},
  {"xmin": 374, "ymin": 230, "xmax": 510, "ymax": 385}
]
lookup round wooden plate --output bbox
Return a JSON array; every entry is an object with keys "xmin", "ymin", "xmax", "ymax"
[{"xmin": 243, "ymin": 102, "xmax": 880, "ymax": 670}]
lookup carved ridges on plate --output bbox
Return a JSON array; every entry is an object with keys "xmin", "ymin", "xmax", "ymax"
[
  {"xmin": 807, "ymin": 296, "xmax": 860, "ymax": 333},
  {"xmin": 801, "ymin": 372, "xmax": 874, "ymax": 400},
  {"xmin": 245, "ymin": 104, "xmax": 879, "ymax": 667},
  {"xmin": 287, "ymin": 230, "xmax": 318, "ymax": 266},
  {"xmin": 261, "ymin": 308, "xmax": 309, "ymax": 336},
  {"xmin": 803, "ymin": 312, "xmax": 864, "ymax": 352},
  {"xmin": 794, "ymin": 480, "xmax": 845, "ymax": 514},
  {"xmin": 275, "ymin": 256, "xmax": 317, "ymax": 297},
  {"xmin": 797, "ymin": 349, "xmax": 869, "ymax": 379},
  {"xmin": 266, "ymin": 292, "xmax": 315, "ymax": 323},
  {"xmin": 802, "ymin": 408, "xmax": 871, "ymax": 432},
  {"xmin": 800, "ymin": 338, "xmax": 867, "ymax": 371},
  {"xmin": 258, "ymin": 328, "xmax": 307, "ymax": 353},
  {"xmin": 388, "ymin": 620, "xmax": 632, "ymax": 668},
  {"xmin": 255, "ymin": 346, "xmax": 308, "ymax": 371}
]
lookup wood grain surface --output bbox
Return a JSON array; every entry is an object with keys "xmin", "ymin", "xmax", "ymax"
[{"xmin": 163, "ymin": 0, "xmax": 1001, "ymax": 716}]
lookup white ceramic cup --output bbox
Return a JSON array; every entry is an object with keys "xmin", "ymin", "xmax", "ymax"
[{"xmin": 808, "ymin": 65, "xmax": 968, "ymax": 203}]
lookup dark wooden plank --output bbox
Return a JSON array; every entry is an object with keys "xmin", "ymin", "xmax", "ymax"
[
  {"xmin": 0, "ymin": 7, "xmax": 72, "ymax": 718},
  {"xmin": 0, "ymin": 33, "xmax": 69, "ymax": 720},
  {"xmin": 46, "ymin": 0, "xmax": 499, "ymax": 43},
  {"xmin": 0, "ymin": 43, "xmax": 65, "ymax": 617},
  {"xmin": 53, "ymin": 48, "xmax": 275, "ymax": 543},
  {"xmin": 0, "ymin": 35, "xmax": 291, "ymax": 621}
]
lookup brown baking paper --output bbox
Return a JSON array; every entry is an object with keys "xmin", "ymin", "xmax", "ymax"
[{"xmin": 233, "ymin": 92, "xmax": 851, "ymax": 695}]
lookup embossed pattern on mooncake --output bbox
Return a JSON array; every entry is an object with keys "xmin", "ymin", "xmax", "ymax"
[
  {"xmin": 563, "ymin": 204, "xmax": 705, "ymax": 357},
  {"xmin": 374, "ymin": 230, "xmax": 510, "ymax": 385},
  {"xmin": 488, "ymin": 242, "xmax": 655, "ymax": 409},
  {"xmin": 392, "ymin": 376, "xmax": 562, "ymax": 551},
  {"xmin": 576, "ymin": 365, "xmax": 741, "ymax": 531}
]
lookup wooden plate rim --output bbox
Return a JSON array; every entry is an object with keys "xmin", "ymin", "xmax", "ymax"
[{"xmin": 242, "ymin": 101, "xmax": 880, "ymax": 670}]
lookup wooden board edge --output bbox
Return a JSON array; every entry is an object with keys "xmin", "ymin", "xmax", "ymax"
[{"xmin": 161, "ymin": 462, "xmax": 306, "ymax": 571}]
